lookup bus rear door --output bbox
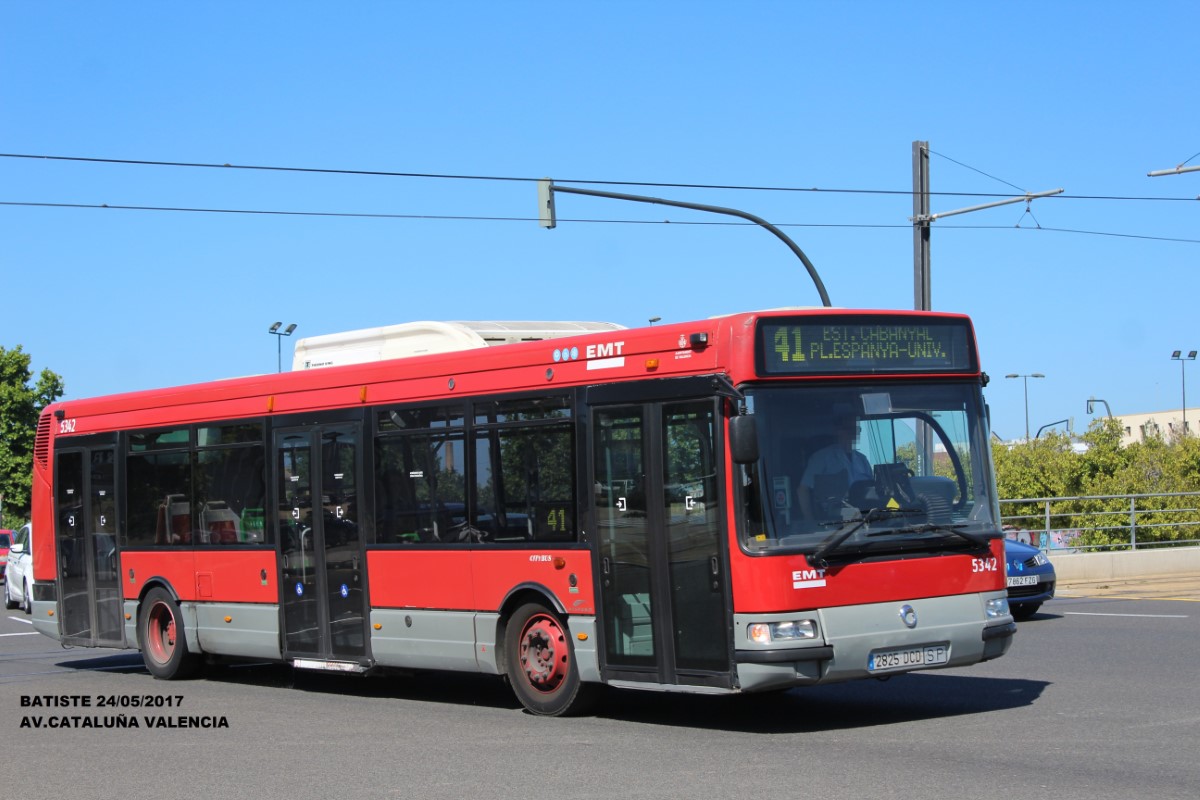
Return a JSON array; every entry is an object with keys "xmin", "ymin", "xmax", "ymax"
[{"xmin": 55, "ymin": 441, "xmax": 123, "ymax": 647}]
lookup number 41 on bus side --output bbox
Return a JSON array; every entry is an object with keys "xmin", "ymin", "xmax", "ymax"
[{"xmin": 546, "ymin": 508, "xmax": 567, "ymax": 532}]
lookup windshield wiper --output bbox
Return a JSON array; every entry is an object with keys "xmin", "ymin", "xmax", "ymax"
[
  {"xmin": 866, "ymin": 522, "xmax": 990, "ymax": 550},
  {"xmin": 810, "ymin": 509, "xmax": 891, "ymax": 568}
]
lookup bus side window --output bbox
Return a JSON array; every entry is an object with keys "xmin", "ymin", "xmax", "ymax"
[
  {"xmin": 473, "ymin": 421, "xmax": 576, "ymax": 543},
  {"xmin": 374, "ymin": 433, "xmax": 466, "ymax": 544},
  {"xmin": 127, "ymin": 452, "xmax": 191, "ymax": 547}
]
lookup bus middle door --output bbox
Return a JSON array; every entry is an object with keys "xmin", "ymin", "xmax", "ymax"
[
  {"xmin": 589, "ymin": 387, "xmax": 732, "ymax": 690},
  {"xmin": 274, "ymin": 423, "xmax": 368, "ymax": 666}
]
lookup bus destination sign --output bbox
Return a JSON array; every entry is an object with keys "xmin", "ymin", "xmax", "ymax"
[{"xmin": 758, "ymin": 318, "xmax": 975, "ymax": 375}]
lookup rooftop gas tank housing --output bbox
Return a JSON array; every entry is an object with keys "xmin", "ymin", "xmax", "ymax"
[{"xmin": 291, "ymin": 320, "xmax": 626, "ymax": 370}]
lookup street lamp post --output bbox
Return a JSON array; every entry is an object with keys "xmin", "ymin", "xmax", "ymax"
[
  {"xmin": 1086, "ymin": 397, "xmax": 1113, "ymax": 419},
  {"xmin": 269, "ymin": 322, "xmax": 297, "ymax": 373},
  {"xmin": 1171, "ymin": 350, "xmax": 1196, "ymax": 437},
  {"xmin": 1005, "ymin": 373, "xmax": 1045, "ymax": 441}
]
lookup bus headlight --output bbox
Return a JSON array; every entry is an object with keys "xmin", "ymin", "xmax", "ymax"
[
  {"xmin": 986, "ymin": 598, "xmax": 1010, "ymax": 619},
  {"xmin": 748, "ymin": 620, "xmax": 817, "ymax": 645}
]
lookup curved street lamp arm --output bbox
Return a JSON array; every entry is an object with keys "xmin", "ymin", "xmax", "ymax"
[
  {"xmin": 1087, "ymin": 397, "xmax": 1112, "ymax": 418},
  {"xmin": 1036, "ymin": 419, "xmax": 1070, "ymax": 438},
  {"xmin": 546, "ymin": 183, "xmax": 832, "ymax": 308}
]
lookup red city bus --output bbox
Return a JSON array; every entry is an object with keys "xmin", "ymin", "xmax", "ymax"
[{"xmin": 28, "ymin": 309, "xmax": 1015, "ymax": 716}]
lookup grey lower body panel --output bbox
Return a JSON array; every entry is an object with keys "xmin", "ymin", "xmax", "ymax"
[
  {"xmin": 30, "ymin": 599, "xmax": 61, "ymax": 641},
  {"xmin": 123, "ymin": 599, "xmax": 138, "ymax": 647},
  {"xmin": 191, "ymin": 602, "xmax": 283, "ymax": 661},
  {"xmin": 369, "ymin": 609, "xmax": 484, "ymax": 673}
]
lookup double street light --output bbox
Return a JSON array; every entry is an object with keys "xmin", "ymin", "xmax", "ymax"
[
  {"xmin": 269, "ymin": 322, "xmax": 297, "ymax": 373},
  {"xmin": 1171, "ymin": 350, "xmax": 1196, "ymax": 437},
  {"xmin": 1005, "ymin": 373, "xmax": 1044, "ymax": 441}
]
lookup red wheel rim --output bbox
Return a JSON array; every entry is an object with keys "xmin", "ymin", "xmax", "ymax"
[
  {"xmin": 146, "ymin": 601, "xmax": 176, "ymax": 665},
  {"xmin": 518, "ymin": 613, "xmax": 568, "ymax": 694}
]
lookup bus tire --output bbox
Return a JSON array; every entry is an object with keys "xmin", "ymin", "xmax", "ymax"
[
  {"xmin": 137, "ymin": 587, "xmax": 201, "ymax": 679},
  {"xmin": 504, "ymin": 602, "xmax": 597, "ymax": 716}
]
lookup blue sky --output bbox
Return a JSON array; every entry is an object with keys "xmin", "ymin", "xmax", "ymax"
[{"xmin": 2, "ymin": 2, "xmax": 1198, "ymax": 441}]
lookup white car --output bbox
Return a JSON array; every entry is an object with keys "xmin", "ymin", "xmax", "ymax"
[{"xmin": 4, "ymin": 523, "xmax": 32, "ymax": 614}]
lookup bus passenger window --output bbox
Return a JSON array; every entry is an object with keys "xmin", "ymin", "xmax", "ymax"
[
  {"xmin": 126, "ymin": 452, "xmax": 191, "ymax": 546},
  {"xmin": 194, "ymin": 445, "xmax": 267, "ymax": 545},
  {"xmin": 374, "ymin": 433, "xmax": 466, "ymax": 544},
  {"xmin": 472, "ymin": 421, "xmax": 576, "ymax": 543}
]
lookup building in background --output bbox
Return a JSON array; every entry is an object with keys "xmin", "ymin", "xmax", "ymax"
[{"xmin": 1112, "ymin": 409, "xmax": 1200, "ymax": 445}]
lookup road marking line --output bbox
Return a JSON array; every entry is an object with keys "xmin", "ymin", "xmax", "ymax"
[
  {"xmin": 1060, "ymin": 593, "xmax": 1200, "ymax": 603},
  {"xmin": 0, "ymin": 631, "xmax": 40, "ymax": 637},
  {"xmin": 1064, "ymin": 611, "xmax": 1189, "ymax": 618}
]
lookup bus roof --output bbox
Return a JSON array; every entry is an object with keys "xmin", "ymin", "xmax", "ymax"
[{"xmin": 292, "ymin": 320, "xmax": 627, "ymax": 371}]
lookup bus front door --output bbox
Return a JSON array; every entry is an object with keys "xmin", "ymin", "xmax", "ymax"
[
  {"xmin": 56, "ymin": 444, "xmax": 123, "ymax": 648},
  {"xmin": 591, "ymin": 396, "xmax": 732, "ymax": 689},
  {"xmin": 274, "ymin": 424, "xmax": 368, "ymax": 664}
]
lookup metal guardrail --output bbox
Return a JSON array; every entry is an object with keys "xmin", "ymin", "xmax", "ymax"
[{"xmin": 999, "ymin": 491, "xmax": 1200, "ymax": 552}]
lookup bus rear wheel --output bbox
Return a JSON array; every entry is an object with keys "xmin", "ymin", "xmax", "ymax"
[
  {"xmin": 138, "ymin": 587, "xmax": 201, "ymax": 679},
  {"xmin": 505, "ymin": 602, "xmax": 597, "ymax": 716}
]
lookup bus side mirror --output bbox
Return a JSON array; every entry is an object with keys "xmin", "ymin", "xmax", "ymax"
[{"xmin": 729, "ymin": 415, "xmax": 759, "ymax": 464}]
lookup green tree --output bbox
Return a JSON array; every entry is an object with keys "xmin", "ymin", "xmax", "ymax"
[
  {"xmin": 992, "ymin": 430, "xmax": 1082, "ymax": 501},
  {"xmin": 993, "ymin": 416, "xmax": 1200, "ymax": 548},
  {"xmin": 0, "ymin": 345, "xmax": 64, "ymax": 526}
]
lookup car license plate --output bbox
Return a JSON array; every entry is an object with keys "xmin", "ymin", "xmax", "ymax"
[
  {"xmin": 1007, "ymin": 575, "xmax": 1039, "ymax": 587},
  {"xmin": 868, "ymin": 644, "xmax": 949, "ymax": 673}
]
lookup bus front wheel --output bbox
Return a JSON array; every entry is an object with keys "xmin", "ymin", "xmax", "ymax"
[
  {"xmin": 137, "ymin": 587, "xmax": 201, "ymax": 679},
  {"xmin": 504, "ymin": 602, "xmax": 597, "ymax": 716}
]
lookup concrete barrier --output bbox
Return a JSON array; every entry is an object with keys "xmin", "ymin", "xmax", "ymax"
[{"xmin": 1049, "ymin": 546, "xmax": 1200, "ymax": 583}]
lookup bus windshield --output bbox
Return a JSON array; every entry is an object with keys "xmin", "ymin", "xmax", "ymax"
[{"xmin": 738, "ymin": 382, "xmax": 998, "ymax": 559}]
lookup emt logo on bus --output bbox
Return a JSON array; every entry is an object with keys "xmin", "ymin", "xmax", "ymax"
[
  {"xmin": 554, "ymin": 340, "xmax": 626, "ymax": 370},
  {"xmin": 792, "ymin": 568, "xmax": 828, "ymax": 590},
  {"xmin": 586, "ymin": 341, "xmax": 625, "ymax": 359}
]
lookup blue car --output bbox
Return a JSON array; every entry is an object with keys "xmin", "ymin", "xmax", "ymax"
[{"xmin": 1004, "ymin": 538, "xmax": 1056, "ymax": 620}]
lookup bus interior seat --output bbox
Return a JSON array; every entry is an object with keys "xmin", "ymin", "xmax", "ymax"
[
  {"xmin": 910, "ymin": 475, "xmax": 957, "ymax": 522},
  {"xmin": 199, "ymin": 500, "xmax": 240, "ymax": 544}
]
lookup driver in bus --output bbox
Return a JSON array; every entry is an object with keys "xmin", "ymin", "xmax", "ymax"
[{"xmin": 797, "ymin": 413, "xmax": 872, "ymax": 520}]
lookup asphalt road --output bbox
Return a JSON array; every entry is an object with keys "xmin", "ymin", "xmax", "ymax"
[{"xmin": 2, "ymin": 586, "xmax": 1197, "ymax": 800}]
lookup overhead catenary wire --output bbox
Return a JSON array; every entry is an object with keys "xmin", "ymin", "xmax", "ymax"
[
  {"xmin": 2, "ymin": 151, "xmax": 1198, "ymax": 203},
  {"xmin": 2, "ymin": 151, "xmax": 1198, "ymax": 244},
  {"xmin": 927, "ymin": 148, "xmax": 1028, "ymax": 194},
  {"xmin": 2, "ymin": 200, "xmax": 1197, "ymax": 244}
]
